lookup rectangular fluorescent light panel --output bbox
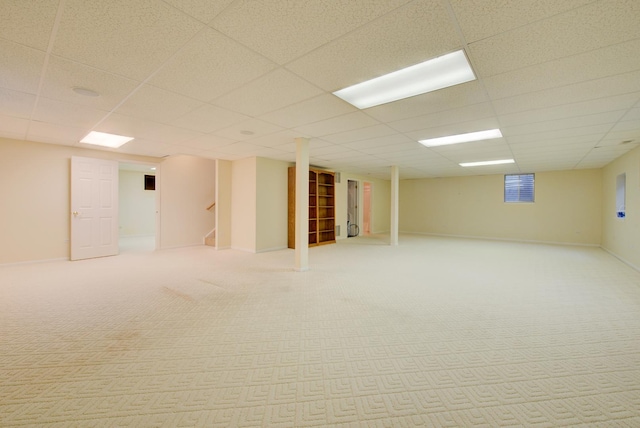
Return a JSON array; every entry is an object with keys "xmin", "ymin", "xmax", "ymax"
[
  {"xmin": 419, "ymin": 129, "xmax": 503, "ymax": 147},
  {"xmin": 80, "ymin": 131, "xmax": 134, "ymax": 148},
  {"xmin": 333, "ymin": 50, "xmax": 475, "ymax": 109},
  {"xmin": 460, "ymin": 159, "xmax": 514, "ymax": 167}
]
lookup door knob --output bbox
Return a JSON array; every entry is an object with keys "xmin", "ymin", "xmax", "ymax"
[{"xmin": 72, "ymin": 211, "xmax": 79, "ymax": 217}]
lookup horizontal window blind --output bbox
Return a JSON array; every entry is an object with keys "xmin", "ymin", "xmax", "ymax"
[{"xmin": 505, "ymin": 173, "xmax": 534, "ymax": 202}]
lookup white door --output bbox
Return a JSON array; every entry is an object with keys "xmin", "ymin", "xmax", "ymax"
[{"xmin": 71, "ymin": 156, "xmax": 119, "ymax": 260}]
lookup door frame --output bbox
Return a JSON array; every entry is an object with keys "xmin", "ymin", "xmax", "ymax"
[
  {"xmin": 363, "ymin": 181, "xmax": 373, "ymax": 235},
  {"xmin": 117, "ymin": 160, "xmax": 161, "ymax": 250}
]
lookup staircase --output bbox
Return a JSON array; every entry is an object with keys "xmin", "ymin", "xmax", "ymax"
[
  {"xmin": 205, "ymin": 202, "xmax": 216, "ymax": 247},
  {"xmin": 204, "ymin": 228, "xmax": 216, "ymax": 247}
]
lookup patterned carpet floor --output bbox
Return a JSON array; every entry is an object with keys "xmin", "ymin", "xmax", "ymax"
[{"xmin": 1, "ymin": 234, "xmax": 639, "ymax": 426}]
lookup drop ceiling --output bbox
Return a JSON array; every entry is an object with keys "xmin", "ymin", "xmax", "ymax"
[{"xmin": 1, "ymin": 0, "xmax": 639, "ymax": 179}]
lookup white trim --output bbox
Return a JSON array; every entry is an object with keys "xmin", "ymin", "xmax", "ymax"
[
  {"xmin": 0, "ymin": 257, "xmax": 68, "ymax": 267},
  {"xmin": 215, "ymin": 245, "xmax": 231, "ymax": 250},
  {"xmin": 601, "ymin": 246, "xmax": 640, "ymax": 273},
  {"xmin": 400, "ymin": 231, "xmax": 600, "ymax": 248},
  {"xmin": 231, "ymin": 246, "xmax": 257, "ymax": 253},
  {"xmin": 256, "ymin": 246, "xmax": 288, "ymax": 253}
]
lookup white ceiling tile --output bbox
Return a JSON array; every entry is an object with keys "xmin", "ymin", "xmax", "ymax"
[
  {"xmin": 171, "ymin": 104, "xmax": 249, "ymax": 134},
  {"xmin": 213, "ymin": 118, "xmax": 284, "ymax": 141},
  {"xmin": 253, "ymin": 147, "xmax": 289, "ymax": 159},
  {"xmin": 27, "ymin": 120, "xmax": 86, "ymax": 146},
  {"xmin": 115, "ymin": 84, "xmax": 204, "ymax": 123},
  {"xmin": 502, "ymin": 111, "xmax": 625, "ymax": 137},
  {"xmin": 53, "ymin": 0, "xmax": 204, "ymax": 81},
  {"xmin": 483, "ymin": 39, "xmax": 640, "ymax": 100},
  {"xmin": 286, "ymin": 1, "xmax": 460, "ymax": 91},
  {"xmin": 40, "ymin": 57, "xmax": 140, "ymax": 111},
  {"xmin": 509, "ymin": 135, "xmax": 601, "ymax": 148},
  {"xmin": 247, "ymin": 130, "xmax": 311, "ymax": 149},
  {"xmin": 210, "ymin": 0, "xmax": 413, "ymax": 64},
  {"xmin": 96, "ymin": 113, "xmax": 204, "ymax": 145},
  {"xmin": 469, "ymin": 0, "xmax": 640, "ymax": 77},
  {"xmin": 450, "ymin": 0, "xmax": 594, "ymax": 43},
  {"xmin": 0, "ymin": 0, "xmax": 59, "ymax": 50},
  {"xmin": 0, "ymin": 114, "xmax": 29, "ymax": 137},
  {"xmin": 405, "ymin": 118, "xmax": 502, "ymax": 142},
  {"xmin": 217, "ymin": 142, "xmax": 266, "ymax": 156},
  {"xmin": 389, "ymin": 102, "xmax": 496, "ymax": 133},
  {"xmin": 345, "ymin": 134, "xmax": 414, "ymax": 151},
  {"xmin": 179, "ymin": 134, "xmax": 236, "ymax": 151},
  {"xmin": 309, "ymin": 144, "xmax": 356, "ymax": 158},
  {"xmin": 272, "ymin": 138, "xmax": 333, "ymax": 153},
  {"xmin": 0, "ymin": 88, "xmax": 36, "ymax": 119},
  {"xmin": 163, "ymin": 0, "xmax": 234, "ymax": 23},
  {"xmin": 33, "ymin": 97, "xmax": 108, "ymax": 128},
  {"xmin": 492, "ymin": 70, "xmax": 640, "ymax": 115},
  {"xmin": 499, "ymin": 93, "xmax": 640, "ymax": 127},
  {"xmin": 365, "ymin": 81, "xmax": 488, "ymax": 123},
  {"xmin": 620, "ymin": 107, "xmax": 640, "ymax": 122},
  {"xmin": 149, "ymin": 28, "xmax": 277, "ymax": 102},
  {"xmin": 323, "ymin": 124, "xmax": 399, "ymax": 145},
  {"xmin": 294, "ymin": 112, "xmax": 379, "ymax": 137},
  {"xmin": 116, "ymin": 138, "xmax": 176, "ymax": 157},
  {"xmin": 258, "ymin": 94, "xmax": 357, "ymax": 129},
  {"xmin": 600, "ymin": 129, "xmax": 640, "ymax": 145},
  {"xmin": 0, "ymin": 40, "xmax": 45, "ymax": 93},
  {"xmin": 506, "ymin": 129, "xmax": 608, "ymax": 146},
  {"xmin": 360, "ymin": 141, "xmax": 419, "ymax": 156},
  {"xmin": 212, "ymin": 69, "xmax": 323, "ymax": 117}
]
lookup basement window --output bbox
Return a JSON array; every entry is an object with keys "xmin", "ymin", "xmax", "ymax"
[
  {"xmin": 505, "ymin": 173, "xmax": 534, "ymax": 203},
  {"xmin": 144, "ymin": 174, "xmax": 156, "ymax": 191},
  {"xmin": 616, "ymin": 173, "xmax": 626, "ymax": 218}
]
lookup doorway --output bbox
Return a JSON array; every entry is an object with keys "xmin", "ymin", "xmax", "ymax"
[
  {"xmin": 363, "ymin": 182, "xmax": 372, "ymax": 235},
  {"xmin": 118, "ymin": 162, "xmax": 159, "ymax": 253},
  {"xmin": 347, "ymin": 180, "xmax": 359, "ymax": 237}
]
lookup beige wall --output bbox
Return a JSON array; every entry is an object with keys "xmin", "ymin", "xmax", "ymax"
[
  {"xmin": 119, "ymin": 170, "xmax": 155, "ymax": 237},
  {"xmin": 231, "ymin": 157, "xmax": 257, "ymax": 252},
  {"xmin": 256, "ymin": 157, "xmax": 290, "ymax": 252},
  {"xmin": 335, "ymin": 173, "xmax": 391, "ymax": 239},
  {"xmin": 0, "ymin": 137, "xmax": 159, "ymax": 264},
  {"xmin": 602, "ymin": 145, "xmax": 640, "ymax": 269},
  {"xmin": 159, "ymin": 155, "xmax": 216, "ymax": 249},
  {"xmin": 400, "ymin": 169, "xmax": 602, "ymax": 245},
  {"xmin": 215, "ymin": 159, "xmax": 232, "ymax": 250}
]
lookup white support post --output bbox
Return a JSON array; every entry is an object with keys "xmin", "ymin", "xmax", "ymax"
[
  {"xmin": 294, "ymin": 137, "xmax": 310, "ymax": 271},
  {"xmin": 390, "ymin": 165, "xmax": 399, "ymax": 246}
]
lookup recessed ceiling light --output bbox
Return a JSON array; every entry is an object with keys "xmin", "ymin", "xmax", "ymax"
[
  {"xmin": 333, "ymin": 50, "xmax": 475, "ymax": 109},
  {"xmin": 80, "ymin": 131, "xmax": 134, "ymax": 148},
  {"xmin": 72, "ymin": 86, "xmax": 100, "ymax": 97},
  {"xmin": 419, "ymin": 129, "xmax": 503, "ymax": 147},
  {"xmin": 459, "ymin": 159, "xmax": 515, "ymax": 167}
]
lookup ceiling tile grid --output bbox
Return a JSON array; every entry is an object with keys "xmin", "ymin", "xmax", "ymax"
[{"xmin": 1, "ymin": 0, "xmax": 639, "ymax": 178}]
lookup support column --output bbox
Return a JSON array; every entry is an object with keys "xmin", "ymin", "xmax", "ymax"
[
  {"xmin": 390, "ymin": 165, "xmax": 399, "ymax": 246},
  {"xmin": 294, "ymin": 137, "xmax": 310, "ymax": 271}
]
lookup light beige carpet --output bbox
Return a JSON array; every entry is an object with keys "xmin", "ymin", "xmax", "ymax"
[{"xmin": 1, "ymin": 234, "xmax": 639, "ymax": 426}]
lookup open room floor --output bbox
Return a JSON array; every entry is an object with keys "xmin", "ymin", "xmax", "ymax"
[{"xmin": 1, "ymin": 235, "xmax": 640, "ymax": 426}]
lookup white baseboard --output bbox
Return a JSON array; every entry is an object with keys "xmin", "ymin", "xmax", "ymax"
[
  {"xmin": 401, "ymin": 231, "xmax": 600, "ymax": 248},
  {"xmin": 601, "ymin": 246, "xmax": 640, "ymax": 273},
  {"xmin": 256, "ymin": 246, "xmax": 287, "ymax": 253},
  {"xmin": 0, "ymin": 257, "xmax": 68, "ymax": 267}
]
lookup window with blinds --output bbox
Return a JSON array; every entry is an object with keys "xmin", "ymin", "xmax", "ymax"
[{"xmin": 504, "ymin": 173, "xmax": 534, "ymax": 203}]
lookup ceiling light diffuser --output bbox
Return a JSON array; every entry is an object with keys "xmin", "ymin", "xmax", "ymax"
[
  {"xmin": 80, "ymin": 131, "xmax": 134, "ymax": 148},
  {"xmin": 459, "ymin": 159, "xmax": 515, "ymax": 167},
  {"xmin": 419, "ymin": 129, "xmax": 503, "ymax": 147},
  {"xmin": 333, "ymin": 50, "xmax": 476, "ymax": 109}
]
